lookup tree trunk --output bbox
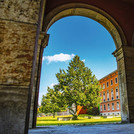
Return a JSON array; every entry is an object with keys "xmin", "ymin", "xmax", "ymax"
[
  {"xmin": 68, "ymin": 104, "xmax": 78, "ymax": 120},
  {"xmin": 72, "ymin": 103, "xmax": 78, "ymax": 120},
  {"xmin": 53, "ymin": 112, "xmax": 55, "ymax": 118},
  {"xmin": 75, "ymin": 103, "xmax": 77, "ymax": 114}
]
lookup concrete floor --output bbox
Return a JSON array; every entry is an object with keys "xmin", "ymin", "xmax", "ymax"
[{"xmin": 29, "ymin": 123, "xmax": 134, "ymax": 134}]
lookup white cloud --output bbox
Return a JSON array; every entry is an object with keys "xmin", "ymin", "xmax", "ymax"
[
  {"xmin": 82, "ymin": 59, "xmax": 85, "ymax": 63},
  {"xmin": 49, "ymin": 83, "xmax": 57, "ymax": 88},
  {"xmin": 43, "ymin": 53, "xmax": 75, "ymax": 63}
]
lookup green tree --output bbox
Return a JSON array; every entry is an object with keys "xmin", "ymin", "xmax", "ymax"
[
  {"xmin": 55, "ymin": 55, "xmax": 102, "ymax": 119},
  {"xmin": 40, "ymin": 87, "xmax": 67, "ymax": 118}
]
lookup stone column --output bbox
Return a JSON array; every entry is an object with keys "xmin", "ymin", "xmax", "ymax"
[
  {"xmin": 113, "ymin": 46, "xmax": 134, "ymax": 123},
  {"xmin": 0, "ymin": 0, "xmax": 41, "ymax": 134},
  {"xmin": 28, "ymin": 0, "xmax": 47, "ymax": 129},
  {"xmin": 29, "ymin": 33, "xmax": 49, "ymax": 128}
]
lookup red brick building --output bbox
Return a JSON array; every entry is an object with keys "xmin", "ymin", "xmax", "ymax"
[{"xmin": 99, "ymin": 70, "xmax": 121, "ymax": 116}]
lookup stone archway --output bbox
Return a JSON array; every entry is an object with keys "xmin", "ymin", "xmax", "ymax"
[
  {"xmin": 42, "ymin": 3, "xmax": 127, "ymax": 49},
  {"xmin": 34, "ymin": 3, "xmax": 129, "ymax": 126},
  {"xmin": 31, "ymin": 2, "xmax": 134, "ymax": 129}
]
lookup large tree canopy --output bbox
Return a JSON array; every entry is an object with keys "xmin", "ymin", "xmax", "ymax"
[{"xmin": 55, "ymin": 55, "xmax": 102, "ymax": 119}]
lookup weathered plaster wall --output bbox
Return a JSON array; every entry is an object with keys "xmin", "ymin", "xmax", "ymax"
[
  {"xmin": 0, "ymin": 0, "xmax": 41, "ymax": 133},
  {"xmin": 0, "ymin": 0, "xmax": 41, "ymax": 85},
  {"xmin": 0, "ymin": 20, "xmax": 37, "ymax": 86},
  {"xmin": 0, "ymin": 0, "xmax": 40, "ymax": 24}
]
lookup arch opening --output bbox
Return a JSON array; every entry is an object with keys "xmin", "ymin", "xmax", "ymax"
[
  {"xmin": 31, "ymin": 2, "xmax": 129, "ymax": 129},
  {"xmin": 36, "ymin": 14, "xmax": 120, "ymax": 126}
]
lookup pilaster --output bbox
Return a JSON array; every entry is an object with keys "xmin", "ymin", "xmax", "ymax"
[
  {"xmin": 29, "ymin": 33, "xmax": 49, "ymax": 128},
  {"xmin": 113, "ymin": 46, "xmax": 134, "ymax": 123}
]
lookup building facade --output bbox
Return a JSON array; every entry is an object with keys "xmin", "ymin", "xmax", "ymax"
[{"xmin": 99, "ymin": 70, "xmax": 120, "ymax": 116}]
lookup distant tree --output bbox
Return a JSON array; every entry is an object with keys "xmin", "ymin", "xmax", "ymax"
[
  {"xmin": 39, "ymin": 87, "xmax": 67, "ymax": 118},
  {"xmin": 55, "ymin": 55, "xmax": 102, "ymax": 119}
]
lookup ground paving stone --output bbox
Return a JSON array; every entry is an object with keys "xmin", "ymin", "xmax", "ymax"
[{"xmin": 29, "ymin": 123, "xmax": 134, "ymax": 134}]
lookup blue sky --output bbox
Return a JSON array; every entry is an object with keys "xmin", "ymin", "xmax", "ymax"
[{"xmin": 39, "ymin": 16, "xmax": 117, "ymax": 105}]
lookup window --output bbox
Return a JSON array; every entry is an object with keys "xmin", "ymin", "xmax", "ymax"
[
  {"xmin": 115, "ymin": 77, "xmax": 118, "ymax": 84},
  {"xmin": 111, "ymin": 89, "xmax": 114, "ymax": 100},
  {"xmin": 116, "ymin": 88, "xmax": 119, "ymax": 99},
  {"xmin": 111, "ymin": 80, "xmax": 113, "ymax": 86},
  {"xmin": 103, "ymin": 92, "xmax": 105, "ymax": 102},
  {"xmin": 100, "ymin": 105, "xmax": 102, "ymax": 111},
  {"xmin": 103, "ymin": 84, "xmax": 105, "ymax": 89},
  {"xmin": 104, "ymin": 104, "xmax": 106, "ymax": 111},
  {"xmin": 108, "ymin": 104, "xmax": 110, "ymax": 111},
  {"xmin": 107, "ymin": 91, "xmax": 109, "ymax": 101},
  {"xmin": 100, "ymin": 93, "xmax": 102, "ymax": 101},
  {"xmin": 107, "ymin": 82, "xmax": 109, "ymax": 87},
  {"xmin": 117, "ymin": 102, "xmax": 119, "ymax": 110},
  {"xmin": 112, "ymin": 103, "xmax": 114, "ymax": 110}
]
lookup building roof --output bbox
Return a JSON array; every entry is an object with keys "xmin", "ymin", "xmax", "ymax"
[{"xmin": 99, "ymin": 70, "xmax": 117, "ymax": 81}]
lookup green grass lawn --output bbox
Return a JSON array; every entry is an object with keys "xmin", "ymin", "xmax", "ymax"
[{"xmin": 36, "ymin": 115, "xmax": 121, "ymax": 126}]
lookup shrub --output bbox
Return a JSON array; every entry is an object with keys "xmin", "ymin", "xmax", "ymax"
[
  {"xmin": 72, "ymin": 115, "xmax": 78, "ymax": 120},
  {"xmin": 87, "ymin": 107, "xmax": 100, "ymax": 116}
]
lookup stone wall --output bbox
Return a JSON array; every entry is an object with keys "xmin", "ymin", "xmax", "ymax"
[
  {"xmin": 0, "ymin": 0, "xmax": 40, "ymax": 24},
  {"xmin": 0, "ymin": 0, "xmax": 41, "ymax": 85},
  {"xmin": 0, "ymin": 20, "xmax": 37, "ymax": 86},
  {"xmin": 0, "ymin": 85, "xmax": 28, "ymax": 134},
  {"xmin": 0, "ymin": 0, "xmax": 41, "ymax": 133}
]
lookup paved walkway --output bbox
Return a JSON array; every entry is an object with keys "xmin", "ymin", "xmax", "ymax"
[{"xmin": 29, "ymin": 123, "xmax": 134, "ymax": 134}]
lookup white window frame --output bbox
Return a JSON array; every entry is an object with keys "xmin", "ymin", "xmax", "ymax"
[
  {"xmin": 104, "ymin": 104, "xmax": 106, "ymax": 111},
  {"xmin": 112, "ymin": 103, "xmax": 114, "ymax": 110},
  {"xmin": 115, "ymin": 77, "xmax": 118, "ymax": 84},
  {"xmin": 100, "ymin": 105, "xmax": 102, "ymax": 111},
  {"xmin": 116, "ymin": 88, "xmax": 119, "ymax": 99},
  {"xmin": 107, "ymin": 82, "xmax": 109, "ymax": 87},
  {"xmin": 103, "ymin": 83, "xmax": 105, "ymax": 89},
  {"xmin": 103, "ymin": 92, "xmax": 105, "ymax": 102},
  {"xmin": 111, "ymin": 79, "xmax": 113, "ymax": 86},
  {"xmin": 111, "ymin": 89, "xmax": 114, "ymax": 100},
  {"xmin": 107, "ymin": 91, "xmax": 109, "ymax": 101},
  {"xmin": 117, "ymin": 102, "xmax": 119, "ymax": 110},
  {"xmin": 108, "ymin": 104, "xmax": 110, "ymax": 111}
]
